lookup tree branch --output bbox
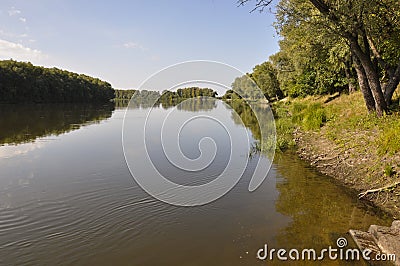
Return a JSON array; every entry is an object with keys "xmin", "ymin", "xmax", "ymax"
[
  {"xmin": 367, "ymin": 36, "xmax": 392, "ymax": 76},
  {"xmin": 359, "ymin": 181, "xmax": 400, "ymax": 198},
  {"xmin": 237, "ymin": 0, "xmax": 273, "ymax": 13}
]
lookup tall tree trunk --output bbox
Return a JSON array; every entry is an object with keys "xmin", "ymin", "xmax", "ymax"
[
  {"xmin": 344, "ymin": 59, "xmax": 356, "ymax": 94},
  {"xmin": 383, "ymin": 59, "xmax": 400, "ymax": 105},
  {"xmin": 368, "ymin": 36, "xmax": 399, "ymax": 104},
  {"xmin": 350, "ymin": 40, "xmax": 387, "ymax": 117},
  {"xmin": 352, "ymin": 54, "xmax": 376, "ymax": 113}
]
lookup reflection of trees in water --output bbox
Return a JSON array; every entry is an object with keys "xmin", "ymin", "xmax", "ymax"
[
  {"xmin": 0, "ymin": 103, "xmax": 114, "ymax": 145},
  {"xmin": 229, "ymin": 100, "xmax": 262, "ymax": 139},
  {"xmin": 159, "ymin": 96, "xmax": 217, "ymax": 111},
  {"xmin": 160, "ymin": 98, "xmax": 183, "ymax": 109},
  {"xmin": 114, "ymin": 99, "xmax": 160, "ymax": 109},
  {"xmin": 114, "ymin": 88, "xmax": 218, "ymax": 110},
  {"xmin": 115, "ymin": 96, "xmax": 217, "ymax": 112},
  {"xmin": 176, "ymin": 98, "xmax": 217, "ymax": 112},
  {"xmin": 272, "ymin": 153, "xmax": 392, "ymax": 252},
  {"xmin": 224, "ymin": 100, "xmax": 391, "ymax": 256},
  {"xmin": 114, "ymin": 99, "xmax": 161, "ymax": 109},
  {"xmin": 114, "ymin": 90, "xmax": 161, "ymax": 109},
  {"xmin": 226, "ymin": 100, "xmax": 275, "ymax": 156}
]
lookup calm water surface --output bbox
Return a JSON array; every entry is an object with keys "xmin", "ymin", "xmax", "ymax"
[{"xmin": 0, "ymin": 101, "xmax": 392, "ymax": 265}]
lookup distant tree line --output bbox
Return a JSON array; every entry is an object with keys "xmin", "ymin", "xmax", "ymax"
[
  {"xmin": 114, "ymin": 89, "xmax": 136, "ymax": 100},
  {"xmin": 0, "ymin": 60, "xmax": 221, "ymax": 106},
  {"xmin": 115, "ymin": 88, "xmax": 217, "ymax": 101},
  {"xmin": 158, "ymin": 87, "xmax": 218, "ymax": 108},
  {"xmin": 123, "ymin": 90, "xmax": 162, "ymax": 108},
  {"xmin": 176, "ymin": 87, "xmax": 217, "ymax": 98},
  {"xmin": 0, "ymin": 60, "xmax": 115, "ymax": 103},
  {"xmin": 115, "ymin": 88, "xmax": 218, "ymax": 109}
]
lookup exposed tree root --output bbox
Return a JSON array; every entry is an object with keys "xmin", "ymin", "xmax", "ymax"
[{"xmin": 359, "ymin": 181, "xmax": 400, "ymax": 199}]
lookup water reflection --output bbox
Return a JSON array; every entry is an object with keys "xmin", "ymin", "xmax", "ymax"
[
  {"xmin": 268, "ymin": 153, "xmax": 393, "ymax": 265},
  {"xmin": 176, "ymin": 97, "xmax": 217, "ymax": 112},
  {"xmin": 0, "ymin": 103, "xmax": 114, "ymax": 145},
  {"xmin": 0, "ymin": 141, "xmax": 47, "ymax": 159},
  {"xmin": 115, "ymin": 95, "xmax": 218, "ymax": 111}
]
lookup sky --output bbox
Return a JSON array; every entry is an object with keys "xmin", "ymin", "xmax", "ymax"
[{"xmin": 0, "ymin": 0, "xmax": 279, "ymax": 90}]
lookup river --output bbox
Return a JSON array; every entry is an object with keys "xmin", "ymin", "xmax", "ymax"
[{"xmin": 0, "ymin": 100, "xmax": 392, "ymax": 265}]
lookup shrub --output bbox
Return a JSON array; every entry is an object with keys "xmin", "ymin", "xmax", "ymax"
[
  {"xmin": 302, "ymin": 103, "xmax": 327, "ymax": 130},
  {"xmin": 384, "ymin": 165, "xmax": 395, "ymax": 177},
  {"xmin": 377, "ymin": 119, "xmax": 400, "ymax": 155},
  {"xmin": 291, "ymin": 102, "xmax": 326, "ymax": 131}
]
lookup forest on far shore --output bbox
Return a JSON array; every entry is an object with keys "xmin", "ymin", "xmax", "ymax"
[
  {"xmin": 0, "ymin": 60, "xmax": 115, "ymax": 103},
  {"xmin": 0, "ymin": 60, "xmax": 220, "ymax": 105}
]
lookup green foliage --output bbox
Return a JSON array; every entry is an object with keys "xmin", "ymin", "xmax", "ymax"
[
  {"xmin": 302, "ymin": 92, "xmax": 400, "ymax": 157},
  {"xmin": 242, "ymin": 0, "xmax": 400, "ymax": 116},
  {"xmin": 221, "ymin": 89, "xmax": 242, "ymax": 100},
  {"xmin": 275, "ymin": 117, "xmax": 296, "ymax": 151},
  {"xmin": 302, "ymin": 104, "xmax": 327, "ymax": 130},
  {"xmin": 0, "ymin": 60, "xmax": 114, "ymax": 103},
  {"xmin": 227, "ymin": 64, "xmax": 284, "ymax": 102},
  {"xmin": 118, "ymin": 90, "xmax": 162, "ymax": 108},
  {"xmin": 251, "ymin": 61, "xmax": 284, "ymax": 100},
  {"xmin": 291, "ymin": 103, "xmax": 307, "ymax": 119},
  {"xmin": 176, "ymin": 87, "xmax": 217, "ymax": 98},
  {"xmin": 267, "ymin": 101, "xmax": 298, "ymax": 151},
  {"xmin": 158, "ymin": 87, "xmax": 218, "ymax": 108},
  {"xmin": 275, "ymin": 137, "xmax": 289, "ymax": 151},
  {"xmin": 231, "ymin": 75, "xmax": 264, "ymax": 100},
  {"xmin": 114, "ymin": 89, "xmax": 136, "ymax": 100},
  {"xmin": 290, "ymin": 102, "xmax": 326, "ymax": 130},
  {"xmin": 384, "ymin": 165, "xmax": 395, "ymax": 177},
  {"xmin": 270, "ymin": 0, "xmax": 351, "ymax": 98},
  {"xmin": 377, "ymin": 119, "xmax": 400, "ymax": 155}
]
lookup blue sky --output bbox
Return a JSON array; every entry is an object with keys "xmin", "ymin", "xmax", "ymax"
[{"xmin": 0, "ymin": 0, "xmax": 279, "ymax": 90}]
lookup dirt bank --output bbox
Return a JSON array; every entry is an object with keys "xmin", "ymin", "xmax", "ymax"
[{"xmin": 293, "ymin": 127, "xmax": 400, "ymax": 219}]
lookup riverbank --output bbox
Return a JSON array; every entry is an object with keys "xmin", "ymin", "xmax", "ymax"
[{"xmin": 272, "ymin": 92, "xmax": 400, "ymax": 219}]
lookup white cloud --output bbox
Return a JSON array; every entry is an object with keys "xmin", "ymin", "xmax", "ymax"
[
  {"xmin": 0, "ymin": 39, "xmax": 47, "ymax": 62},
  {"xmin": 0, "ymin": 142, "xmax": 46, "ymax": 159},
  {"xmin": 150, "ymin": 55, "xmax": 160, "ymax": 61},
  {"xmin": 19, "ymin": 17, "xmax": 26, "ymax": 23},
  {"xmin": 0, "ymin": 29, "xmax": 27, "ymax": 38},
  {"xmin": 0, "ymin": 29, "xmax": 12, "ymax": 37},
  {"xmin": 123, "ymin": 42, "xmax": 147, "ymax": 51},
  {"xmin": 8, "ymin": 7, "xmax": 21, "ymax": 16}
]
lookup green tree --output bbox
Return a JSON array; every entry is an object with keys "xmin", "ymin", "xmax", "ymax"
[
  {"xmin": 0, "ymin": 60, "xmax": 114, "ymax": 103},
  {"xmin": 239, "ymin": 0, "xmax": 400, "ymax": 116},
  {"xmin": 251, "ymin": 61, "xmax": 284, "ymax": 100}
]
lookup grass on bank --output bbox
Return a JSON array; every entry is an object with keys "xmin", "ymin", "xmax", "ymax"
[
  {"xmin": 272, "ymin": 91, "xmax": 400, "ymax": 156},
  {"xmin": 272, "ymin": 98, "xmax": 327, "ymax": 151}
]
